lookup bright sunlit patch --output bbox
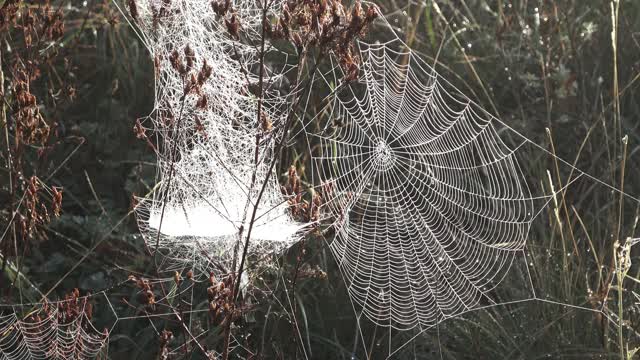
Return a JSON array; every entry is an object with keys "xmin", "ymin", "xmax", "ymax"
[{"xmin": 147, "ymin": 203, "xmax": 305, "ymax": 242}]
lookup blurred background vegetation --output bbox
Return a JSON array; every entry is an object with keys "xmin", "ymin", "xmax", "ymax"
[{"xmin": 1, "ymin": 0, "xmax": 640, "ymax": 359}]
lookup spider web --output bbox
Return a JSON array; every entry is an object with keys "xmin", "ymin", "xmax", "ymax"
[
  {"xmin": 308, "ymin": 40, "xmax": 537, "ymax": 330},
  {"xmin": 123, "ymin": 0, "xmax": 639, "ymax": 355},
  {"xmin": 0, "ymin": 279, "xmax": 255, "ymax": 360},
  {"xmin": 87, "ymin": 1, "xmax": 640, "ymax": 358},
  {"xmin": 297, "ymin": 13, "xmax": 640, "ymax": 356},
  {"xmin": 128, "ymin": 0, "xmax": 306, "ymax": 277},
  {"xmin": 0, "ymin": 296, "xmax": 112, "ymax": 360},
  {"xmin": 0, "ymin": 1, "xmax": 635, "ymax": 357}
]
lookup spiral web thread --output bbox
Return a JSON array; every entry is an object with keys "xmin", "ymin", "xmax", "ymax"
[{"xmin": 129, "ymin": 0, "xmax": 306, "ymax": 277}]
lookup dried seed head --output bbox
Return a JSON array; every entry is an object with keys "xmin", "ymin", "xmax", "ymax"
[
  {"xmin": 0, "ymin": 1, "xmax": 19, "ymax": 32},
  {"xmin": 350, "ymin": 1, "xmax": 363, "ymax": 27},
  {"xmin": 196, "ymin": 94, "xmax": 208, "ymax": 109},
  {"xmin": 52, "ymin": 187, "xmax": 63, "ymax": 217},
  {"xmin": 365, "ymin": 5, "xmax": 378, "ymax": 22},
  {"xmin": 184, "ymin": 45, "xmax": 195, "ymax": 72},
  {"xmin": 146, "ymin": 290, "xmax": 155, "ymax": 305},
  {"xmin": 67, "ymin": 85, "xmax": 76, "ymax": 101},
  {"xmin": 169, "ymin": 49, "xmax": 186, "ymax": 75},
  {"xmin": 197, "ymin": 60, "xmax": 213, "ymax": 86},
  {"xmin": 183, "ymin": 73, "xmax": 198, "ymax": 95},
  {"xmin": 127, "ymin": 0, "xmax": 139, "ymax": 22},
  {"xmin": 344, "ymin": 61, "xmax": 359, "ymax": 83},
  {"xmin": 211, "ymin": 0, "xmax": 231, "ymax": 16},
  {"xmin": 260, "ymin": 111, "xmax": 272, "ymax": 132},
  {"xmin": 225, "ymin": 13, "xmax": 240, "ymax": 39},
  {"xmin": 134, "ymin": 119, "xmax": 147, "ymax": 140},
  {"xmin": 159, "ymin": 329, "xmax": 173, "ymax": 346},
  {"xmin": 279, "ymin": 17, "xmax": 290, "ymax": 39}
]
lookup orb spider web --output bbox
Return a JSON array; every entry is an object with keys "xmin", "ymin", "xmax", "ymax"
[
  {"xmin": 297, "ymin": 17, "xmax": 640, "ymax": 355},
  {"xmin": 0, "ymin": 298, "xmax": 110, "ymax": 360},
  {"xmin": 304, "ymin": 39, "xmax": 538, "ymax": 331}
]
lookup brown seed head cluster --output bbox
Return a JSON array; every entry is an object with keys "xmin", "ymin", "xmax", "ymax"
[
  {"xmin": 1, "ymin": 0, "xmax": 70, "ymax": 258},
  {"xmin": 211, "ymin": 0, "xmax": 231, "ymax": 16},
  {"xmin": 51, "ymin": 186, "xmax": 63, "ymax": 217},
  {"xmin": 297, "ymin": 264, "xmax": 328, "ymax": 280},
  {"xmin": 211, "ymin": 0, "xmax": 239, "ymax": 39},
  {"xmin": 281, "ymin": 165, "xmax": 322, "ymax": 223},
  {"xmin": 136, "ymin": 46, "xmax": 214, "ymax": 143},
  {"xmin": 12, "ymin": 177, "xmax": 62, "ymax": 252},
  {"xmin": 56, "ymin": 288, "xmax": 94, "ymax": 325},
  {"xmin": 32, "ymin": 290, "xmax": 95, "ymax": 333},
  {"xmin": 264, "ymin": 0, "xmax": 378, "ymax": 82},
  {"xmin": 150, "ymin": 0, "xmax": 173, "ymax": 29},
  {"xmin": 14, "ymin": 78, "xmax": 50, "ymax": 146},
  {"xmin": 16, "ymin": 3, "xmax": 65, "ymax": 48},
  {"xmin": 158, "ymin": 329, "xmax": 173, "ymax": 360},
  {"xmin": 207, "ymin": 272, "xmax": 240, "ymax": 326},
  {"xmin": 133, "ymin": 118, "xmax": 159, "ymax": 152},
  {"xmin": 129, "ymin": 275, "xmax": 157, "ymax": 312},
  {"xmin": 0, "ymin": 0, "xmax": 20, "ymax": 32},
  {"xmin": 168, "ymin": 46, "xmax": 214, "ymax": 100},
  {"xmin": 127, "ymin": 0, "xmax": 139, "ymax": 23},
  {"xmin": 259, "ymin": 110, "xmax": 273, "ymax": 133}
]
